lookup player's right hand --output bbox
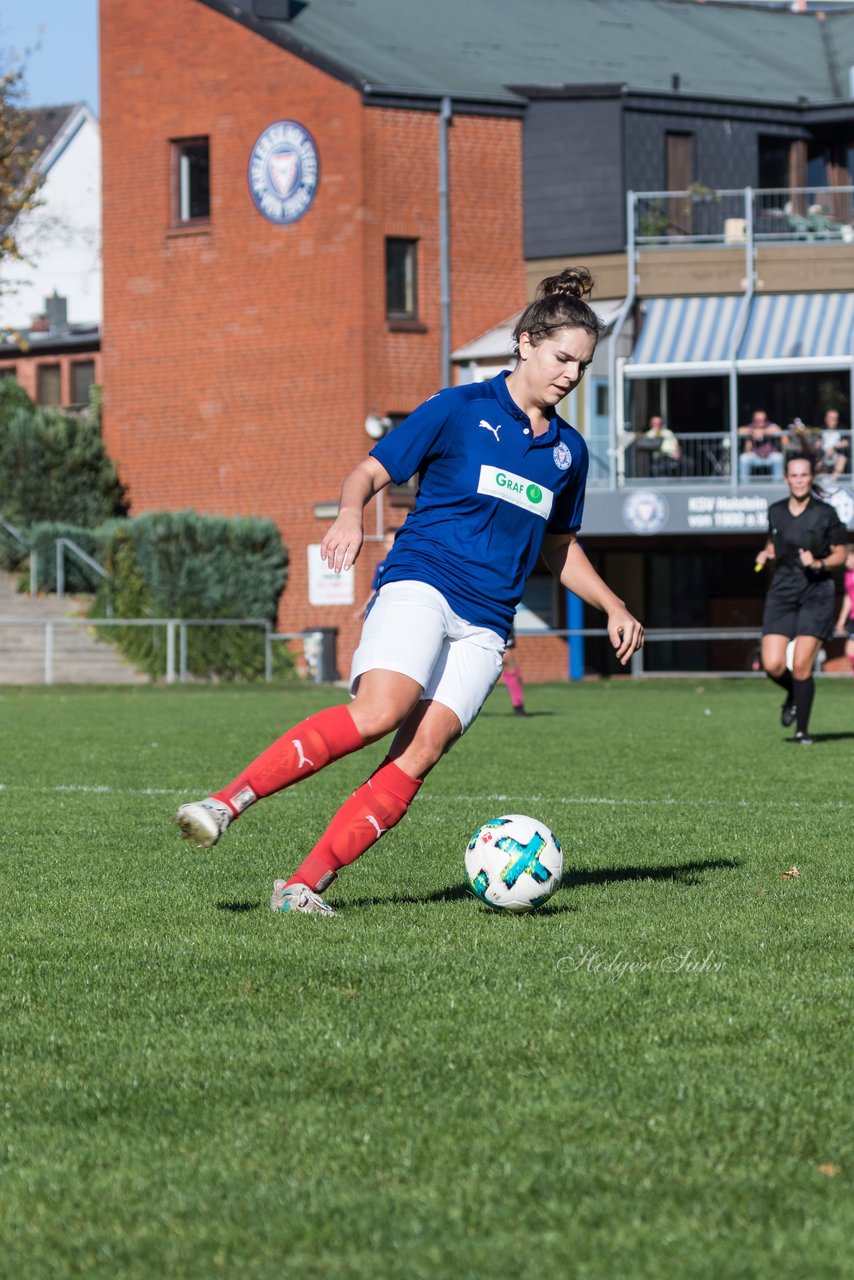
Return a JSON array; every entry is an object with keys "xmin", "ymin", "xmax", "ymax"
[{"xmin": 321, "ymin": 513, "xmax": 363, "ymax": 574}]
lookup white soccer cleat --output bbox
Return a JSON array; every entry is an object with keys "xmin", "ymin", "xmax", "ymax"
[
  {"xmin": 173, "ymin": 797, "xmax": 233, "ymax": 849},
  {"xmin": 269, "ymin": 880, "xmax": 335, "ymax": 915}
]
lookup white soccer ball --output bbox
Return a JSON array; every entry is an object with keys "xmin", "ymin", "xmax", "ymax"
[{"xmin": 464, "ymin": 814, "xmax": 563, "ymax": 913}]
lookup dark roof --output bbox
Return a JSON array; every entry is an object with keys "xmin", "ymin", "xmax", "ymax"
[
  {"xmin": 17, "ymin": 105, "xmax": 81, "ymax": 163},
  {"xmin": 198, "ymin": 0, "xmax": 854, "ymax": 107},
  {"xmin": 0, "ymin": 324, "xmax": 100, "ymax": 359}
]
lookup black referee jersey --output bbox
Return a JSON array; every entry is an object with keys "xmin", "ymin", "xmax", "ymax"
[{"xmin": 767, "ymin": 494, "xmax": 847, "ymax": 597}]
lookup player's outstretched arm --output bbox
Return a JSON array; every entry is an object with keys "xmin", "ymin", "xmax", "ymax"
[
  {"xmin": 321, "ymin": 457, "xmax": 392, "ymax": 574},
  {"xmin": 543, "ymin": 533, "xmax": 644, "ymax": 665}
]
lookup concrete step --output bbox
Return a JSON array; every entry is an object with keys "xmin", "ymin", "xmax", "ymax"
[{"xmin": 0, "ymin": 573, "xmax": 150, "ymax": 684}]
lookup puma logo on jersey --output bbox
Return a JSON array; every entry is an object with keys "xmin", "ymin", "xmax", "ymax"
[
  {"xmin": 292, "ymin": 738, "xmax": 314, "ymax": 769},
  {"xmin": 479, "ymin": 419, "xmax": 501, "ymax": 442}
]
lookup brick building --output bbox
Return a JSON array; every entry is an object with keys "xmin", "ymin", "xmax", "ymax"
[
  {"xmin": 0, "ymin": 103, "xmax": 102, "ymax": 411},
  {"xmin": 100, "ymin": 0, "xmax": 854, "ymax": 680},
  {"xmin": 99, "ymin": 0, "xmax": 526, "ymax": 674}
]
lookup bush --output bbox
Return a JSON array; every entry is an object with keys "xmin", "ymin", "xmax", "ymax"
[
  {"xmin": 91, "ymin": 511, "xmax": 292, "ymax": 681},
  {"xmin": 0, "ymin": 381, "xmax": 126, "ymax": 545}
]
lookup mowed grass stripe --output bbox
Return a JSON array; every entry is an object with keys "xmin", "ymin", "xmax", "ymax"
[{"xmin": 0, "ymin": 680, "xmax": 851, "ymax": 1279}]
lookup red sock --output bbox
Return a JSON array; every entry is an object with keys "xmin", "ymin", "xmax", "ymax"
[
  {"xmin": 286, "ymin": 758, "xmax": 422, "ymax": 892},
  {"xmin": 502, "ymin": 667, "xmax": 524, "ymax": 709},
  {"xmin": 214, "ymin": 705, "xmax": 364, "ymax": 814}
]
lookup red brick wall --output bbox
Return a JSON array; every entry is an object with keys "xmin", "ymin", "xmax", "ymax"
[
  {"xmin": 362, "ymin": 108, "xmax": 525, "ymax": 414},
  {"xmin": 101, "ymin": 0, "xmax": 370, "ymax": 645},
  {"xmin": 514, "ymin": 634, "xmax": 572, "ymax": 684},
  {"xmin": 100, "ymin": 0, "xmax": 538, "ymax": 674}
]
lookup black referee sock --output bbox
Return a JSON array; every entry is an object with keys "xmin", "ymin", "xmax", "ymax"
[
  {"xmin": 793, "ymin": 676, "xmax": 815, "ymax": 736},
  {"xmin": 768, "ymin": 669, "xmax": 794, "ymax": 699}
]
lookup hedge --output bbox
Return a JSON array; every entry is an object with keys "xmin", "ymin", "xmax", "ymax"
[{"xmin": 91, "ymin": 511, "xmax": 292, "ymax": 681}]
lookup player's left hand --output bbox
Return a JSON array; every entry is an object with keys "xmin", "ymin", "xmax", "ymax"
[{"xmin": 608, "ymin": 607, "xmax": 644, "ymax": 665}]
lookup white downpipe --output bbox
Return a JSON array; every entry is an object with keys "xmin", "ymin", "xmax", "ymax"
[
  {"xmin": 608, "ymin": 190, "xmax": 638, "ymax": 488},
  {"xmin": 728, "ymin": 188, "xmax": 756, "ymax": 488},
  {"xmin": 439, "ymin": 96, "xmax": 453, "ymax": 389}
]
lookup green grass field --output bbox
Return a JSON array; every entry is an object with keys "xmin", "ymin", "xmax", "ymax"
[{"xmin": 1, "ymin": 678, "xmax": 852, "ymax": 1279}]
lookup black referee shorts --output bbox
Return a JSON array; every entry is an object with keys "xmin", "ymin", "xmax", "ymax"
[{"xmin": 762, "ymin": 581, "xmax": 836, "ymax": 641}]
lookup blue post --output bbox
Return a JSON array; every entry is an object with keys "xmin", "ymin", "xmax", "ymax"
[{"xmin": 567, "ymin": 590, "xmax": 584, "ymax": 681}]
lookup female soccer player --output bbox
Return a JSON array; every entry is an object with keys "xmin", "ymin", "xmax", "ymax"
[
  {"xmin": 836, "ymin": 545, "xmax": 854, "ymax": 677},
  {"xmin": 174, "ymin": 268, "xmax": 644, "ymax": 913},
  {"xmin": 754, "ymin": 454, "xmax": 847, "ymax": 743}
]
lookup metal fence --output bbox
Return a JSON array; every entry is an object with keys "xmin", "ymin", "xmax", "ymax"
[
  {"xmin": 3, "ymin": 616, "xmax": 846, "ymax": 684},
  {"xmin": 622, "ymin": 431, "xmax": 851, "ymax": 485},
  {"xmin": 518, "ymin": 626, "xmax": 846, "ymax": 679},
  {"xmin": 633, "ymin": 185, "xmax": 854, "ymax": 247},
  {"xmin": 0, "ymin": 616, "xmax": 338, "ymax": 685}
]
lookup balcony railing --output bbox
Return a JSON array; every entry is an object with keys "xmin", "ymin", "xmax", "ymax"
[
  {"xmin": 633, "ymin": 186, "xmax": 854, "ymax": 248},
  {"xmin": 620, "ymin": 430, "xmax": 851, "ymax": 485}
]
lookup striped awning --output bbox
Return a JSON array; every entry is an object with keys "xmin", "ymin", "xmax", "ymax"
[
  {"xmin": 737, "ymin": 292, "xmax": 854, "ymax": 370},
  {"xmin": 627, "ymin": 292, "xmax": 854, "ymax": 378},
  {"xmin": 626, "ymin": 295, "xmax": 744, "ymax": 376}
]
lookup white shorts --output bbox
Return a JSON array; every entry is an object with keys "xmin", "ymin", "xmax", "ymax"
[{"xmin": 349, "ymin": 580, "xmax": 504, "ymax": 731}]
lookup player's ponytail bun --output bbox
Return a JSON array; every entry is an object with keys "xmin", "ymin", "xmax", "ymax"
[
  {"xmin": 537, "ymin": 266, "xmax": 595, "ymax": 302},
  {"xmin": 512, "ymin": 265, "xmax": 603, "ymax": 355}
]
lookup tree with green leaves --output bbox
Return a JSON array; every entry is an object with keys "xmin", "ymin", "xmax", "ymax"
[
  {"xmin": 0, "ymin": 378, "xmax": 127, "ymax": 532},
  {"xmin": 0, "ymin": 63, "xmax": 46, "ymax": 331}
]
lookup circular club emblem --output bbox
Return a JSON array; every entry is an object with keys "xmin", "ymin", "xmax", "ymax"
[
  {"xmin": 248, "ymin": 120, "xmax": 319, "ymax": 224},
  {"xmin": 621, "ymin": 490, "xmax": 669, "ymax": 534},
  {"xmin": 553, "ymin": 441, "xmax": 572, "ymax": 471}
]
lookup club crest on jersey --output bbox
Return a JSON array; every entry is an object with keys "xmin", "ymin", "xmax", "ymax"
[
  {"xmin": 248, "ymin": 120, "xmax": 319, "ymax": 225},
  {"xmin": 553, "ymin": 441, "xmax": 572, "ymax": 470}
]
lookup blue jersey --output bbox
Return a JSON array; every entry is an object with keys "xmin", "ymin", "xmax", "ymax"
[
  {"xmin": 370, "ymin": 371, "xmax": 588, "ymax": 638},
  {"xmin": 370, "ymin": 559, "xmax": 387, "ymax": 591}
]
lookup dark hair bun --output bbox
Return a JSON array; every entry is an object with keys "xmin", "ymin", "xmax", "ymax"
[{"xmin": 537, "ymin": 266, "xmax": 594, "ymax": 302}]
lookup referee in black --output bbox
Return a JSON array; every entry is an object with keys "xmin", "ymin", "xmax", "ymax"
[{"xmin": 755, "ymin": 453, "xmax": 847, "ymax": 743}]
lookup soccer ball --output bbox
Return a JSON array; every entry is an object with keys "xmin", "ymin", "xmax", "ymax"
[{"xmin": 464, "ymin": 814, "xmax": 563, "ymax": 913}]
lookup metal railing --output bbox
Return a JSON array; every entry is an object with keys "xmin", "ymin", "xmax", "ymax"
[
  {"xmin": 620, "ymin": 430, "xmax": 851, "ymax": 486},
  {"xmin": 1, "ymin": 617, "xmax": 845, "ymax": 682},
  {"xmin": 624, "ymin": 432, "xmax": 731, "ymax": 481},
  {"xmin": 55, "ymin": 537, "xmax": 109, "ymax": 600},
  {"xmin": 517, "ymin": 627, "xmax": 763, "ymax": 677},
  {"xmin": 633, "ymin": 185, "xmax": 854, "ymax": 248},
  {"xmin": 0, "ymin": 517, "xmax": 38, "ymax": 596},
  {"xmin": 0, "ymin": 617, "xmax": 338, "ymax": 685},
  {"xmin": 520, "ymin": 626, "xmax": 848, "ymax": 678}
]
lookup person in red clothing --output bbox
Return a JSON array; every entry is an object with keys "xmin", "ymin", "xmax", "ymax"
[
  {"xmin": 835, "ymin": 546, "xmax": 854, "ymax": 676},
  {"xmin": 500, "ymin": 626, "xmax": 526, "ymax": 715}
]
